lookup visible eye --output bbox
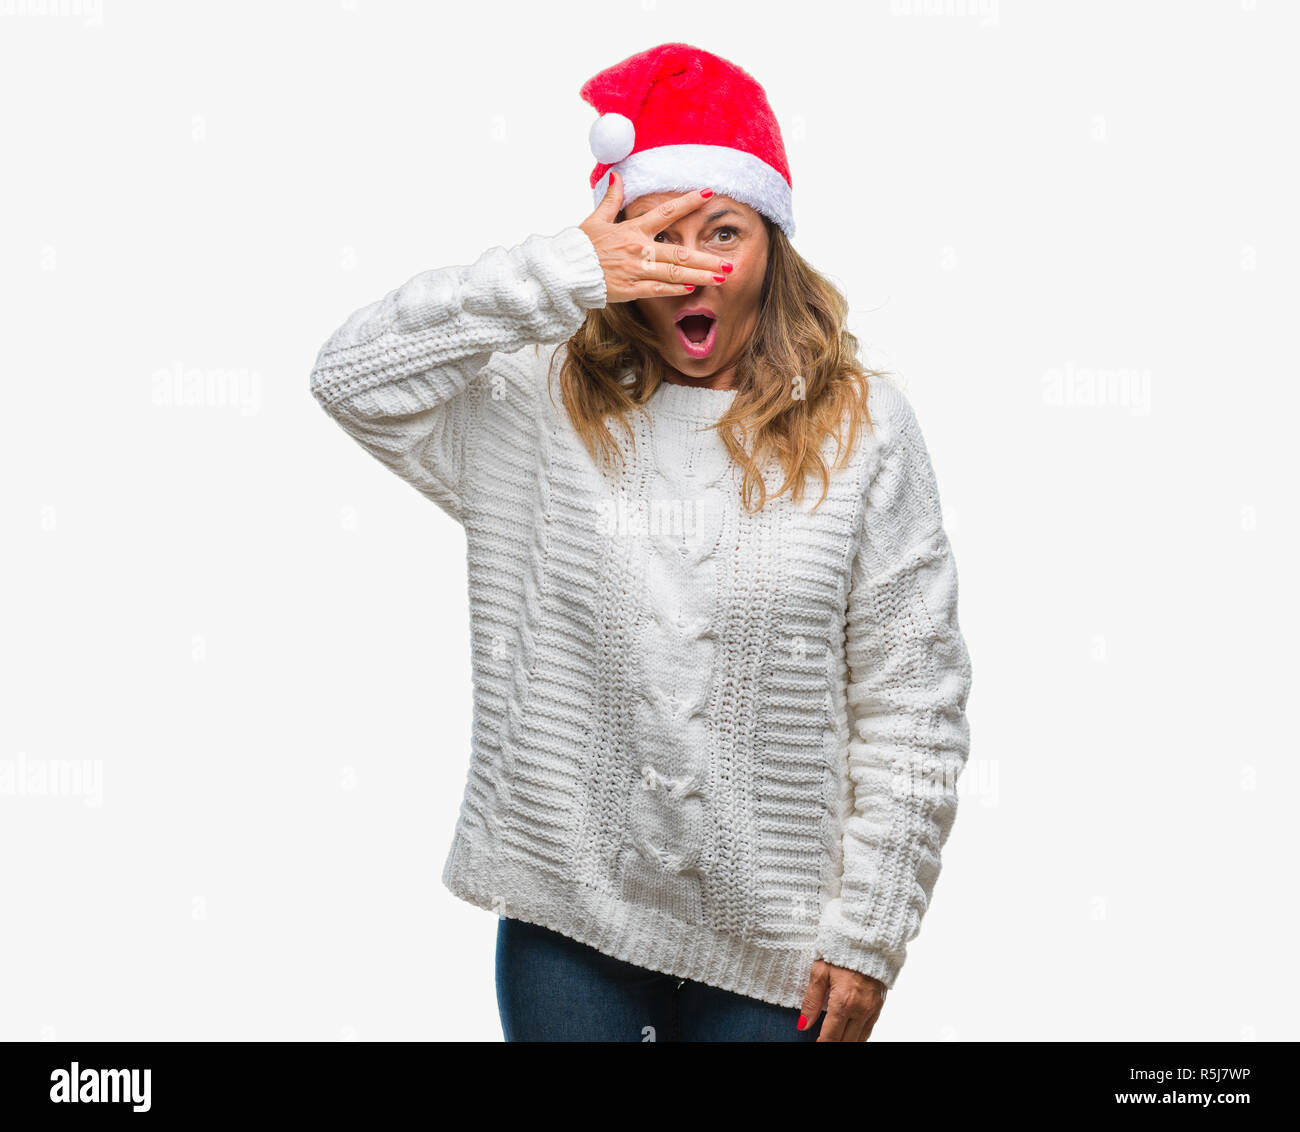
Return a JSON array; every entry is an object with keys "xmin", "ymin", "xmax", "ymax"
[{"xmin": 654, "ymin": 227, "xmax": 739, "ymax": 244}]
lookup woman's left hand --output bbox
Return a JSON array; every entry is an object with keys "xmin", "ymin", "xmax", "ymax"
[{"xmin": 798, "ymin": 960, "xmax": 886, "ymax": 1041}]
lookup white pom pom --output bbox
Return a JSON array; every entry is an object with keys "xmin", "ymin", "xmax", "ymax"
[{"xmin": 589, "ymin": 112, "xmax": 635, "ymax": 164}]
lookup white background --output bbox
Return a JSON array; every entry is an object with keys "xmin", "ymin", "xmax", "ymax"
[{"xmin": 2, "ymin": 0, "xmax": 1296, "ymax": 1042}]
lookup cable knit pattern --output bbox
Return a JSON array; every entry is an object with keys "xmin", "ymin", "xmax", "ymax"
[{"xmin": 309, "ymin": 225, "xmax": 973, "ymax": 1006}]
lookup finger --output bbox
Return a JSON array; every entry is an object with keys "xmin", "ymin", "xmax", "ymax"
[
  {"xmin": 860, "ymin": 1003, "xmax": 884, "ymax": 1042},
  {"xmin": 841, "ymin": 1013, "xmax": 868, "ymax": 1044},
  {"xmin": 817, "ymin": 1000, "xmax": 848, "ymax": 1043},
  {"xmin": 618, "ymin": 278, "xmax": 699, "ymax": 301},
  {"xmin": 798, "ymin": 966, "xmax": 830, "ymax": 1033},
  {"xmin": 646, "ymin": 237, "xmax": 734, "ymax": 278},
  {"xmin": 590, "ymin": 168, "xmax": 625, "ymax": 223},
  {"xmin": 638, "ymin": 259, "xmax": 727, "ymax": 290},
  {"xmin": 628, "ymin": 186, "xmax": 718, "ymax": 236}
]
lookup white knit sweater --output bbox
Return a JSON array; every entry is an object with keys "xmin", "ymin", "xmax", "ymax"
[{"xmin": 309, "ymin": 224, "xmax": 972, "ymax": 1007}]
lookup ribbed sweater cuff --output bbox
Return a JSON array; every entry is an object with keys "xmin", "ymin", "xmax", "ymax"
[
  {"xmin": 814, "ymin": 924, "xmax": 904, "ymax": 990},
  {"xmin": 545, "ymin": 225, "xmax": 607, "ymax": 311}
]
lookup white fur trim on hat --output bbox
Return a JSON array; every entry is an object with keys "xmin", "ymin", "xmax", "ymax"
[{"xmin": 593, "ymin": 143, "xmax": 795, "ymax": 239}]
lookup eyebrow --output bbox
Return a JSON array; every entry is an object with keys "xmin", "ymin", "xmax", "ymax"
[{"xmin": 631, "ymin": 206, "xmax": 741, "ymax": 224}]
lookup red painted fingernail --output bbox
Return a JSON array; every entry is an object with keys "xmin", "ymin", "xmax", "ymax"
[
  {"xmin": 712, "ymin": 274, "xmax": 726, "ymax": 283},
  {"xmin": 796, "ymin": 1016, "xmax": 809, "ymax": 1031},
  {"xmin": 719, "ymin": 261, "xmax": 734, "ymax": 272},
  {"xmin": 700, "ymin": 188, "xmax": 714, "ymax": 198},
  {"xmin": 684, "ymin": 284, "xmax": 695, "ymax": 291}
]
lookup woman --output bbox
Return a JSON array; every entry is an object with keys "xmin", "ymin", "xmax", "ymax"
[{"xmin": 309, "ymin": 42, "xmax": 972, "ymax": 1043}]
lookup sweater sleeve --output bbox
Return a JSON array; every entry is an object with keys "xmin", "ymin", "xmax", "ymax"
[
  {"xmin": 815, "ymin": 383, "xmax": 973, "ymax": 989},
  {"xmin": 308, "ymin": 225, "xmax": 607, "ymax": 524}
]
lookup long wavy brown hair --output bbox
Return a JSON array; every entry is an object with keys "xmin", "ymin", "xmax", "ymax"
[{"xmin": 545, "ymin": 214, "xmax": 882, "ymax": 513}]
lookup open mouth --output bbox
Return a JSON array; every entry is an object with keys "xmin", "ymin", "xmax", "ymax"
[{"xmin": 674, "ymin": 308, "xmax": 717, "ymax": 359}]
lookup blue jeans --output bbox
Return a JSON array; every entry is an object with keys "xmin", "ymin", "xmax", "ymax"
[{"xmin": 495, "ymin": 917, "xmax": 823, "ymax": 1042}]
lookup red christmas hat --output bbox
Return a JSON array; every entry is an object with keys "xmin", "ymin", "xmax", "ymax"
[{"xmin": 580, "ymin": 43, "xmax": 795, "ymax": 239}]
